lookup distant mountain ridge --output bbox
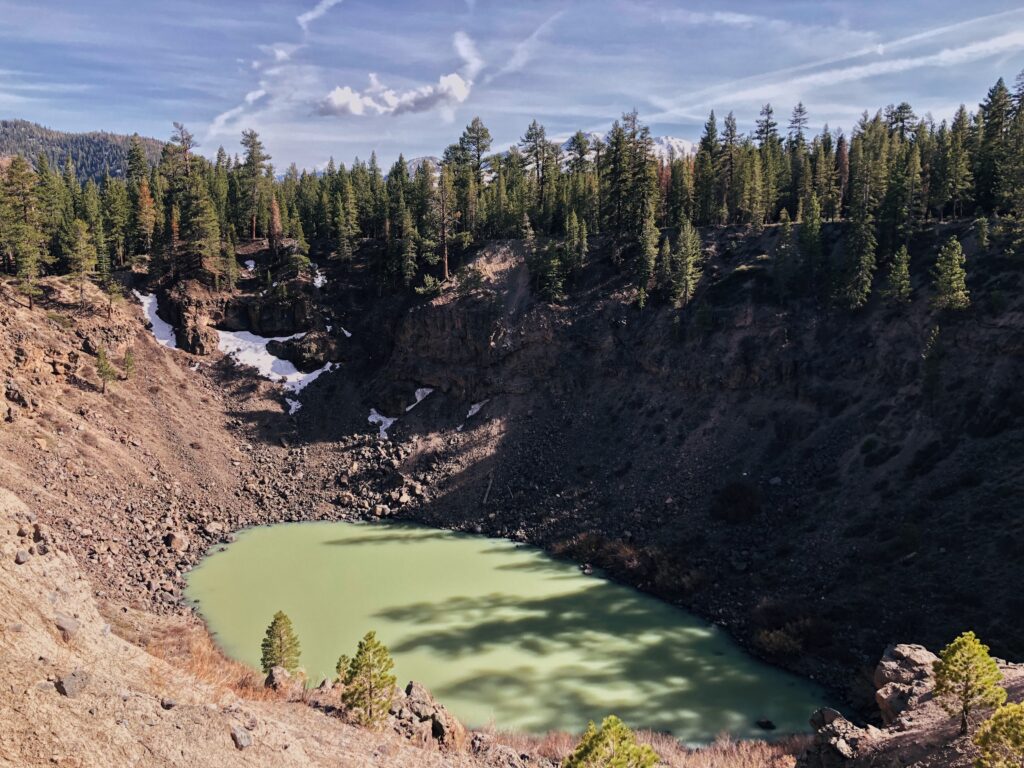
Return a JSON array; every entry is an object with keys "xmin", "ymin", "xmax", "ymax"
[{"xmin": 0, "ymin": 119, "xmax": 164, "ymax": 182}]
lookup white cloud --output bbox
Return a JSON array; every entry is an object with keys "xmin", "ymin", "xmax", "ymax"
[
  {"xmin": 317, "ymin": 72, "xmax": 472, "ymax": 117},
  {"xmin": 244, "ymin": 89, "xmax": 266, "ymax": 104},
  {"xmin": 316, "ymin": 32, "xmax": 481, "ymax": 119},
  {"xmin": 297, "ymin": 0, "xmax": 343, "ymax": 33},
  {"xmin": 317, "ymin": 84, "xmax": 381, "ymax": 116}
]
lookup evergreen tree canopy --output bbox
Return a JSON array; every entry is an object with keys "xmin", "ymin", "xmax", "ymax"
[
  {"xmin": 260, "ymin": 611, "xmax": 302, "ymax": 675},
  {"xmin": 934, "ymin": 631, "xmax": 1006, "ymax": 735},
  {"xmin": 339, "ymin": 631, "xmax": 397, "ymax": 730},
  {"xmin": 562, "ymin": 715, "xmax": 659, "ymax": 768}
]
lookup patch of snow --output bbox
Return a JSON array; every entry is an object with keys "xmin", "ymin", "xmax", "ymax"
[
  {"xmin": 285, "ymin": 398, "xmax": 303, "ymax": 415},
  {"xmin": 325, "ymin": 324, "xmax": 332, "ymax": 333},
  {"xmin": 244, "ymin": 260, "xmax": 256, "ymax": 272},
  {"xmin": 217, "ymin": 329, "xmax": 334, "ymax": 392},
  {"xmin": 466, "ymin": 399, "xmax": 489, "ymax": 419},
  {"xmin": 368, "ymin": 409, "xmax": 396, "ymax": 439},
  {"xmin": 405, "ymin": 387, "xmax": 434, "ymax": 412},
  {"xmin": 133, "ymin": 291, "xmax": 178, "ymax": 349},
  {"xmin": 340, "ymin": 327, "xmax": 352, "ymax": 338},
  {"xmin": 313, "ymin": 268, "xmax": 327, "ymax": 288}
]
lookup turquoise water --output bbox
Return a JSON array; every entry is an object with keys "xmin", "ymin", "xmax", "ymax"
[{"xmin": 185, "ymin": 521, "xmax": 830, "ymax": 739}]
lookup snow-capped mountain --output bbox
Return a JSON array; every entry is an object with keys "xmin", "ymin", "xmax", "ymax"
[
  {"xmin": 406, "ymin": 155, "xmax": 442, "ymax": 174},
  {"xmin": 649, "ymin": 135, "xmax": 696, "ymax": 160},
  {"xmin": 558, "ymin": 132, "xmax": 695, "ymax": 161}
]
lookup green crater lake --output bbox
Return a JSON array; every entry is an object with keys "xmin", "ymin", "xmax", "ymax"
[{"xmin": 186, "ymin": 521, "xmax": 831, "ymax": 740}]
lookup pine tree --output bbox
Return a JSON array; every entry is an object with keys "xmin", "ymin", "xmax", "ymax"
[
  {"xmin": 269, "ymin": 194, "xmax": 283, "ymax": 257},
  {"xmin": 133, "ymin": 177, "xmax": 157, "ymax": 255},
  {"xmin": 123, "ymin": 348, "xmax": 135, "ymax": 380},
  {"xmin": 694, "ymin": 111, "xmax": 719, "ymax": 225},
  {"xmin": 934, "ymin": 631, "xmax": 1006, "ymax": 735},
  {"xmin": 636, "ymin": 204, "xmax": 659, "ymax": 302},
  {"xmin": 562, "ymin": 715, "xmax": 659, "ymax": 768},
  {"xmin": 840, "ymin": 212, "xmax": 876, "ymax": 309},
  {"xmin": 95, "ymin": 348, "xmax": 117, "ymax": 394},
  {"xmin": 974, "ymin": 702, "xmax": 1024, "ymax": 768},
  {"xmin": 459, "ymin": 117, "xmax": 492, "ymax": 186},
  {"xmin": 576, "ymin": 219, "xmax": 589, "ymax": 268},
  {"xmin": 883, "ymin": 244, "xmax": 912, "ymax": 304},
  {"xmin": 179, "ymin": 177, "xmax": 221, "ymax": 286},
  {"xmin": 932, "ymin": 236, "xmax": 970, "ymax": 310},
  {"xmin": 102, "ymin": 172, "xmax": 130, "ymax": 268},
  {"xmin": 774, "ymin": 208, "xmax": 796, "ymax": 302},
  {"xmin": 67, "ymin": 218, "xmax": 97, "ymax": 305},
  {"xmin": 240, "ymin": 130, "xmax": 271, "ymax": 239},
  {"xmin": 1, "ymin": 156, "xmax": 46, "ymax": 308},
  {"xmin": 339, "ymin": 631, "xmax": 397, "ymax": 730},
  {"xmin": 260, "ymin": 611, "xmax": 301, "ymax": 675},
  {"xmin": 435, "ymin": 164, "xmax": 459, "ymax": 281},
  {"xmin": 799, "ymin": 193, "xmax": 823, "ymax": 290},
  {"xmin": 673, "ymin": 218, "xmax": 702, "ymax": 307}
]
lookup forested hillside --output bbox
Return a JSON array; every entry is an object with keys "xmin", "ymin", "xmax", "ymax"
[
  {"xmin": 1, "ymin": 71, "xmax": 1023, "ymax": 318},
  {"xmin": 0, "ymin": 119, "xmax": 163, "ymax": 183}
]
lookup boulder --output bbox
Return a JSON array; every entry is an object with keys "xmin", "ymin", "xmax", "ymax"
[
  {"xmin": 265, "ymin": 666, "xmax": 304, "ymax": 700},
  {"xmin": 54, "ymin": 612, "xmax": 80, "ymax": 639},
  {"xmin": 873, "ymin": 644, "xmax": 937, "ymax": 725},
  {"xmin": 230, "ymin": 724, "xmax": 252, "ymax": 750},
  {"xmin": 164, "ymin": 531, "xmax": 190, "ymax": 552},
  {"xmin": 14, "ymin": 549, "xmax": 30, "ymax": 565},
  {"xmin": 55, "ymin": 669, "xmax": 89, "ymax": 698}
]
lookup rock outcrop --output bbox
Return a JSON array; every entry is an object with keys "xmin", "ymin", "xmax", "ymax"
[
  {"xmin": 390, "ymin": 680, "xmax": 467, "ymax": 751},
  {"xmin": 873, "ymin": 644, "xmax": 938, "ymax": 725},
  {"xmin": 801, "ymin": 643, "xmax": 1024, "ymax": 768}
]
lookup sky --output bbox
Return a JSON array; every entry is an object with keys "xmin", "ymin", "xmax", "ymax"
[{"xmin": 2, "ymin": 0, "xmax": 1024, "ymax": 169}]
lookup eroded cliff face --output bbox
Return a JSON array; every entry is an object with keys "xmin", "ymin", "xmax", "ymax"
[{"xmin": 366, "ymin": 222, "xmax": 1024, "ymax": 706}]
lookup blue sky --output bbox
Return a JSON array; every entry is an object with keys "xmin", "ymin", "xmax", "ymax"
[{"xmin": 2, "ymin": 1, "xmax": 1023, "ymax": 169}]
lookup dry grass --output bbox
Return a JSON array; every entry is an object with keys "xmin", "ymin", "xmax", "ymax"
[
  {"xmin": 487, "ymin": 727, "xmax": 806, "ymax": 768},
  {"xmin": 148, "ymin": 623, "xmax": 281, "ymax": 701}
]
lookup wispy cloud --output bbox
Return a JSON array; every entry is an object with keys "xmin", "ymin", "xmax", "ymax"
[
  {"xmin": 297, "ymin": 0, "xmax": 343, "ymax": 33},
  {"xmin": 486, "ymin": 11, "xmax": 564, "ymax": 82},
  {"xmin": 645, "ymin": 9, "xmax": 1024, "ymax": 124}
]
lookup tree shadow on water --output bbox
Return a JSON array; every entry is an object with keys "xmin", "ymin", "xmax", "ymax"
[{"xmin": 376, "ymin": 585, "xmax": 830, "ymax": 739}]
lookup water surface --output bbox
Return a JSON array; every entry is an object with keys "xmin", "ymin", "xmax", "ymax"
[{"xmin": 186, "ymin": 521, "xmax": 830, "ymax": 739}]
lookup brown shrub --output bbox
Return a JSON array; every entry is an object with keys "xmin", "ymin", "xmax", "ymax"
[
  {"xmin": 148, "ymin": 623, "xmax": 281, "ymax": 701},
  {"xmin": 488, "ymin": 728, "xmax": 804, "ymax": 768}
]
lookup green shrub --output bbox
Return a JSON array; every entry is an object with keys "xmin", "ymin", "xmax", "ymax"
[{"xmin": 562, "ymin": 715, "xmax": 658, "ymax": 768}]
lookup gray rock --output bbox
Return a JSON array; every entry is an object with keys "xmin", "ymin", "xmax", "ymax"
[
  {"xmin": 391, "ymin": 680, "xmax": 466, "ymax": 750},
  {"xmin": 55, "ymin": 669, "xmax": 89, "ymax": 698},
  {"xmin": 264, "ymin": 665, "xmax": 303, "ymax": 699},
  {"xmin": 54, "ymin": 612, "xmax": 80, "ymax": 638},
  {"xmin": 14, "ymin": 550, "xmax": 30, "ymax": 565},
  {"xmin": 160, "ymin": 697, "xmax": 176, "ymax": 710},
  {"xmin": 230, "ymin": 724, "xmax": 252, "ymax": 750}
]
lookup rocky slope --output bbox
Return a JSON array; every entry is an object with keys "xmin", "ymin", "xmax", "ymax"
[
  {"xmin": 309, "ymin": 221, "xmax": 1022, "ymax": 711},
  {"xmin": 2, "ymin": 216, "xmax": 1022, "ymax": 767}
]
